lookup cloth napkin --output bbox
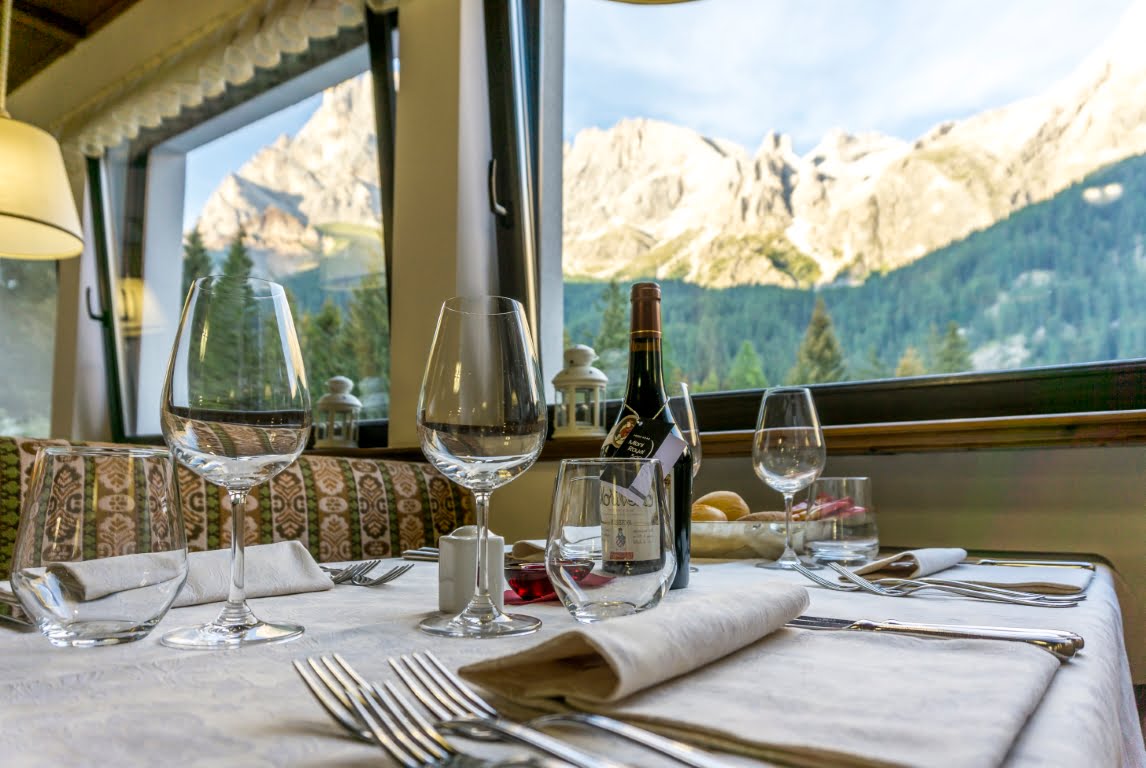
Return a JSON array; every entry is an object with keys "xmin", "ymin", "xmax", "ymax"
[
  {"xmin": 47, "ymin": 541, "xmax": 331, "ymax": 608},
  {"xmin": 173, "ymin": 541, "xmax": 331, "ymax": 607},
  {"xmin": 460, "ymin": 576, "xmax": 1062, "ymax": 767},
  {"xmin": 510, "ymin": 539, "xmax": 546, "ymax": 563},
  {"xmin": 853, "ymin": 548, "xmax": 1093, "ymax": 594}
]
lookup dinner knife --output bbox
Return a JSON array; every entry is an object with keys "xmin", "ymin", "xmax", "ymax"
[
  {"xmin": 401, "ymin": 546, "xmax": 439, "ymax": 561},
  {"xmin": 971, "ymin": 558, "xmax": 1096, "ymax": 570},
  {"xmin": 787, "ymin": 615, "xmax": 1080, "ymax": 661}
]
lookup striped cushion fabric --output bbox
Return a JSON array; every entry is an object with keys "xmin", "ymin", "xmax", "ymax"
[{"xmin": 0, "ymin": 436, "xmax": 473, "ymax": 580}]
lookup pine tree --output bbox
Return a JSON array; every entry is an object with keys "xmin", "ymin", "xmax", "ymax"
[
  {"xmin": 195, "ymin": 227, "xmax": 256, "ymax": 407},
  {"xmin": 181, "ymin": 226, "xmax": 213, "ymax": 300},
  {"xmin": 934, "ymin": 321, "xmax": 972, "ymax": 373},
  {"xmin": 221, "ymin": 225, "xmax": 254, "ymax": 279},
  {"xmin": 342, "ymin": 272, "xmax": 390, "ymax": 418},
  {"xmin": 856, "ymin": 346, "xmax": 890, "ymax": 381},
  {"xmin": 787, "ymin": 297, "xmax": 846, "ymax": 384},
  {"xmin": 300, "ymin": 299, "xmax": 348, "ymax": 391},
  {"xmin": 895, "ymin": 346, "xmax": 926, "ymax": 377},
  {"xmin": 725, "ymin": 340, "xmax": 769, "ymax": 390},
  {"xmin": 595, "ymin": 281, "xmax": 628, "ymax": 353}
]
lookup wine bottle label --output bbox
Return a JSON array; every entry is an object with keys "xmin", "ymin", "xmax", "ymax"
[{"xmin": 600, "ymin": 481, "xmax": 660, "ymax": 563}]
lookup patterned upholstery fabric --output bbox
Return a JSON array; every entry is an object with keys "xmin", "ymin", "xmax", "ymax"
[{"xmin": 0, "ymin": 436, "xmax": 473, "ymax": 580}]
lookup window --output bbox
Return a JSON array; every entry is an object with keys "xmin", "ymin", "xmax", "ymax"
[
  {"xmin": 96, "ymin": 14, "xmax": 398, "ymax": 441},
  {"xmin": 0, "ymin": 259, "xmax": 56, "ymax": 435},
  {"xmin": 558, "ymin": 0, "xmax": 1145, "ymax": 427}
]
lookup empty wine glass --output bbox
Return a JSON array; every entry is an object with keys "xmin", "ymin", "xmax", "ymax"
[
  {"xmin": 417, "ymin": 296, "xmax": 547, "ymax": 638},
  {"xmin": 668, "ymin": 382, "xmax": 701, "ymax": 478},
  {"xmin": 159, "ymin": 276, "xmax": 311, "ymax": 649},
  {"xmin": 752, "ymin": 386, "xmax": 826, "ymax": 570}
]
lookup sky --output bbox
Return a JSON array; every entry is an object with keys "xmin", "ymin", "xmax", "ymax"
[
  {"xmin": 182, "ymin": 0, "xmax": 1135, "ymax": 231},
  {"xmin": 564, "ymin": 0, "xmax": 1135, "ymax": 152}
]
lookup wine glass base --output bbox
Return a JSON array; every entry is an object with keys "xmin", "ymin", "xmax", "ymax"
[
  {"xmin": 160, "ymin": 619, "xmax": 304, "ymax": 650},
  {"xmin": 419, "ymin": 610, "xmax": 541, "ymax": 639},
  {"xmin": 757, "ymin": 556, "xmax": 823, "ymax": 571}
]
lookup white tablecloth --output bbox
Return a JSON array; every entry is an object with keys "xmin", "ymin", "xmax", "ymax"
[{"xmin": 0, "ymin": 560, "xmax": 1141, "ymax": 767}]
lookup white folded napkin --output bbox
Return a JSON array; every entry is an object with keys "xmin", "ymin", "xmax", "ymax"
[
  {"xmin": 173, "ymin": 541, "xmax": 331, "ymax": 607},
  {"xmin": 460, "ymin": 576, "xmax": 1062, "ymax": 767},
  {"xmin": 47, "ymin": 551, "xmax": 187, "ymax": 601},
  {"xmin": 852, "ymin": 549, "xmax": 1093, "ymax": 594},
  {"xmin": 854, "ymin": 547, "xmax": 968, "ymax": 578},
  {"xmin": 461, "ymin": 581, "xmax": 809, "ymax": 703},
  {"xmin": 510, "ymin": 539, "xmax": 546, "ymax": 563}
]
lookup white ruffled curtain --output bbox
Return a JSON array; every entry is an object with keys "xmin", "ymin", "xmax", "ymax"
[{"xmin": 57, "ymin": 0, "xmax": 394, "ymax": 161}]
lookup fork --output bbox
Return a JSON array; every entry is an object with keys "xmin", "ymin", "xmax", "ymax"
[
  {"xmin": 350, "ymin": 562, "xmax": 414, "ymax": 587},
  {"xmin": 827, "ymin": 563, "xmax": 1079, "ymax": 607},
  {"xmin": 294, "ymin": 654, "xmax": 616, "ymax": 768},
  {"xmin": 391, "ymin": 652, "xmax": 733, "ymax": 768},
  {"xmin": 320, "ymin": 559, "xmax": 382, "ymax": 584}
]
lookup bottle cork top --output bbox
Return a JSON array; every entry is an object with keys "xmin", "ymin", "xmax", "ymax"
[{"xmin": 630, "ymin": 282, "xmax": 662, "ymax": 336}]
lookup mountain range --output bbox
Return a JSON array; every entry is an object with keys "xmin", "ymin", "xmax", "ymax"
[{"xmin": 194, "ymin": 1, "xmax": 1146, "ymax": 291}]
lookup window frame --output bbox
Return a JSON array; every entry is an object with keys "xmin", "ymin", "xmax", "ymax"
[{"xmin": 90, "ymin": 12, "xmax": 399, "ymax": 446}]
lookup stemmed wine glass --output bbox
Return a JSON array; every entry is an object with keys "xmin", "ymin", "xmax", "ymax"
[
  {"xmin": 752, "ymin": 387, "xmax": 826, "ymax": 570},
  {"xmin": 159, "ymin": 276, "xmax": 311, "ymax": 649},
  {"xmin": 668, "ymin": 382, "xmax": 701, "ymax": 478},
  {"xmin": 417, "ymin": 296, "xmax": 547, "ymax": 638}
]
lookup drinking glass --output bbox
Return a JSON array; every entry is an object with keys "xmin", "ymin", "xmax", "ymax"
[
  {"xmin": 547, "ymin": 458, "xmax": 675, "ymax": 622},
  {"xmin": 805, "ymin": 477, "xmax": 880, "ymax": 564},
  {"xmin": 159, "ymin": 276, "xmax": 311, "ymax": 649},
  {"xmin": 753, "ymin": 387, "xmax": 826, "ymax": 570},
  {"xmin": 668, "ymin": 381, "xmax": 701, "ymax": 478},
  {"xmin": 417, "ymin": 296, "xmax": 547, "ymax": 638},
  {"xmin": 10, "ymin": 446, "xmax": 188, "ymax": 647}
]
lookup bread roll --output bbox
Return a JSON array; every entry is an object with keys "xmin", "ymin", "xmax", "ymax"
[
  {"xmin": 694, "ymin": 490, "xmax": 750, "ymax": 521},
  {"xmin": 691, "ymin": 503, "xmax": 728, "ymax": 522}
]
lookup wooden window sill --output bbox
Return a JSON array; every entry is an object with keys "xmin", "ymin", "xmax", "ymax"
[{"xmin": 307, "ymin": 410, "xmax": 1146, "ymax": 462}]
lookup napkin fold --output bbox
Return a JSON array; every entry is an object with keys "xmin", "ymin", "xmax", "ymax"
[
  {"xmin": 463, "ymin": 580, "xmax": 809, "ymax": 703},
  {"xmin": 173, "ymin": 541, "xmax": 331, "ymax": 607},
  {"xmin": 854, "ymin": 547, "xmax": 967, "ymax": 578},
  {"xmin": 47, "ymin": 541, "xmax": 332, "ymax": 608},
  {"xmin": 852, "ymin": 548, "xmax": 1093, "ymax": 594},
  {"xmin": 509, "ymin": 539, "xmax": 546, "ymax": 563}
]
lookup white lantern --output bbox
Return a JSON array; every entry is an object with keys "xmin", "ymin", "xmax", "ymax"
[
  {"xmin": 552, "ymin": 345, "xmax": 608, "ymax": 438},
  {"xmin": 314, "ymin": 376, "xmax": 362, "ymax": 448}
]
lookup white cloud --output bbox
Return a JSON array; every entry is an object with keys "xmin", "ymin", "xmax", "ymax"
[{"xmin": 564, "ymin": 0, "xmax": 1136, "ymax": 152}]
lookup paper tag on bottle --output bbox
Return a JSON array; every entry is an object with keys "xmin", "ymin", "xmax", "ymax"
[{"xmin": 603, "ymin": 419, "xmax": 687, "ymax": 503}]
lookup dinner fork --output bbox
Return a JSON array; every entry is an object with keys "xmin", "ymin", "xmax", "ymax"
[
  {"xmin": 294, "ymin": 654, "xmax": 616, "ymax": 768},
  {"xmin": 390, "ymin": 652, "xmax": 733, "ymax": 768},
  {"xmin": 350, "ymin": 562, "xmax": 414, "ymax": 587},
  {"xmin": 293, "ymin": 654, "xmax": 532, "ymax": 767},
  {"xmin": 827, "ymin": 563, "xmax": 1079, "ymax": 607},
  {"xmin": 320, "ymin": 559, "xmax": 382, "ymax": 584}
]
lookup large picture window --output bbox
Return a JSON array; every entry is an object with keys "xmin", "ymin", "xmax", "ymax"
[{"xmin": 560, "ymin": 0, "xmax": 1145, "ymax": 423}]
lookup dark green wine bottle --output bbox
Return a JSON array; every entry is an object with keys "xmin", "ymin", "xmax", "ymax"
[{"xmin": 600, "ymin": 282, "xmax": 691, "ymax": 589}]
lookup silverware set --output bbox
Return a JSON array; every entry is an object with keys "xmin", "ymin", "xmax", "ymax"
[
  {"xmin": 792, "ymin": 561, "xmax": 1085, "ymax": 607},
  {"xmin": 320, "ymin": 561, "xmax": 415, "ymax": 586},
  {"xmin": 295, "ymin": 650, "xmax": 732, "ymax": 767}
]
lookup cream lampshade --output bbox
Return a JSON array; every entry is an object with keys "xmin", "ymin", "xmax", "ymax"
[
  {"xmin": 0, "ymin": 117, "xmax": 83, "ymax": 259},
  {"xmin": 0, "ymin": 0, "xmax": 82, "ymax": 260}
]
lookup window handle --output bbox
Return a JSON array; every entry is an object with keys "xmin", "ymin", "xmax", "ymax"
[
  {"xmin": 85, "ymin": 286, "xmax": 107, "ymax": 323},
  {"xmin": 488, "ymin": 157, "xmax": 509, "ymax": 218}
]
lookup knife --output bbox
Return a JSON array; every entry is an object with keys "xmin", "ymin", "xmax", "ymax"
[
  {"xmin": 402, "ymin": 547, "xmax": 440, "ymax": 561},
  {"xmin": 972, "ymin": 558, "xmax": 1095, "ymax": 570},
  {"xmin": 787, "ymin": 615, "xmax": 1081, "ymax": 661}
]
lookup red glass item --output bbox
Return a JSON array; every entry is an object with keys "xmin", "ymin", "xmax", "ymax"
[{"xmin": 505, "ymin": 560, "xmax": 593, "ymax": 601}]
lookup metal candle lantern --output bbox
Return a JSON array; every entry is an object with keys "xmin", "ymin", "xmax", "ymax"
[
  {"xmin": 314, "ymin": 376, "xmax": 362, "ymax": 448},
  {"xmin": 552, "ymin": 345, "xmax": 608, "ymax": 438}
]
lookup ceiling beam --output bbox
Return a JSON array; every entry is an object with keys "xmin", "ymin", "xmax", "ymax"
[{"xmin": 12, "ymin": 2, "xmax": 87, "ymax": 45}]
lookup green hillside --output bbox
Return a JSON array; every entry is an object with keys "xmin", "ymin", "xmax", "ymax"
[{"xmin": 566, "ymin": 151, "xmax": 1146, "ymax": 395}]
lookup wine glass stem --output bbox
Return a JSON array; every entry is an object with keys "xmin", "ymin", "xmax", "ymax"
[
  {"xmin": 783, "ymin": 491, "xmax": 796, "ymax": 555},
  {"xmin": 471, "ymin": 490, "xmax": 494, "ymax": 605},
  {"xmin": 218, "ymin": 488, "xmax": 254, "ymax": 626}
]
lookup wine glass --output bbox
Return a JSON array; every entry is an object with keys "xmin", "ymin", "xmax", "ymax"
[
  {"xmin": 752, "ymin": 386, "xmax": 826, "ymax": 570},
  {"xmin": 159, "ymin": 276, "xmax": 311, "ymax": 649},
  {"xmin": 668, "ymin": 381, "xmax": 701, "ymax": 478},
  {"xmin": 417, "ymin": 296, "xmax": 547, "ymax": 638}
]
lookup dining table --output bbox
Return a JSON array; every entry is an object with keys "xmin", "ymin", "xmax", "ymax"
[{"xmin": 0, "ymin": 555, "xmax": 1142, "ymax": 768}]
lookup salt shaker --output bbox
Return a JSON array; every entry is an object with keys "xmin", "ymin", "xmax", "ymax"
[{"xmin": 438, "ymin": 525, "xmax": 505, "ymax": 613}]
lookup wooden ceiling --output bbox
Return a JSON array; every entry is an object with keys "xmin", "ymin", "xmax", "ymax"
[{"xmin": 6, "ymin": 0, "xmax": 144, "ymax": 93}]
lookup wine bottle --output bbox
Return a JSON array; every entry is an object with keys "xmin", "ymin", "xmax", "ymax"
[{"xmin": 600, "ymin": 282, "xmax": 692, "ymax": 589}]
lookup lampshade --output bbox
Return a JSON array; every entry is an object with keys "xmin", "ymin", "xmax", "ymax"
[{"xmin": 0, "ymin": 117, "xmax": 83, "ymax": 260}]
